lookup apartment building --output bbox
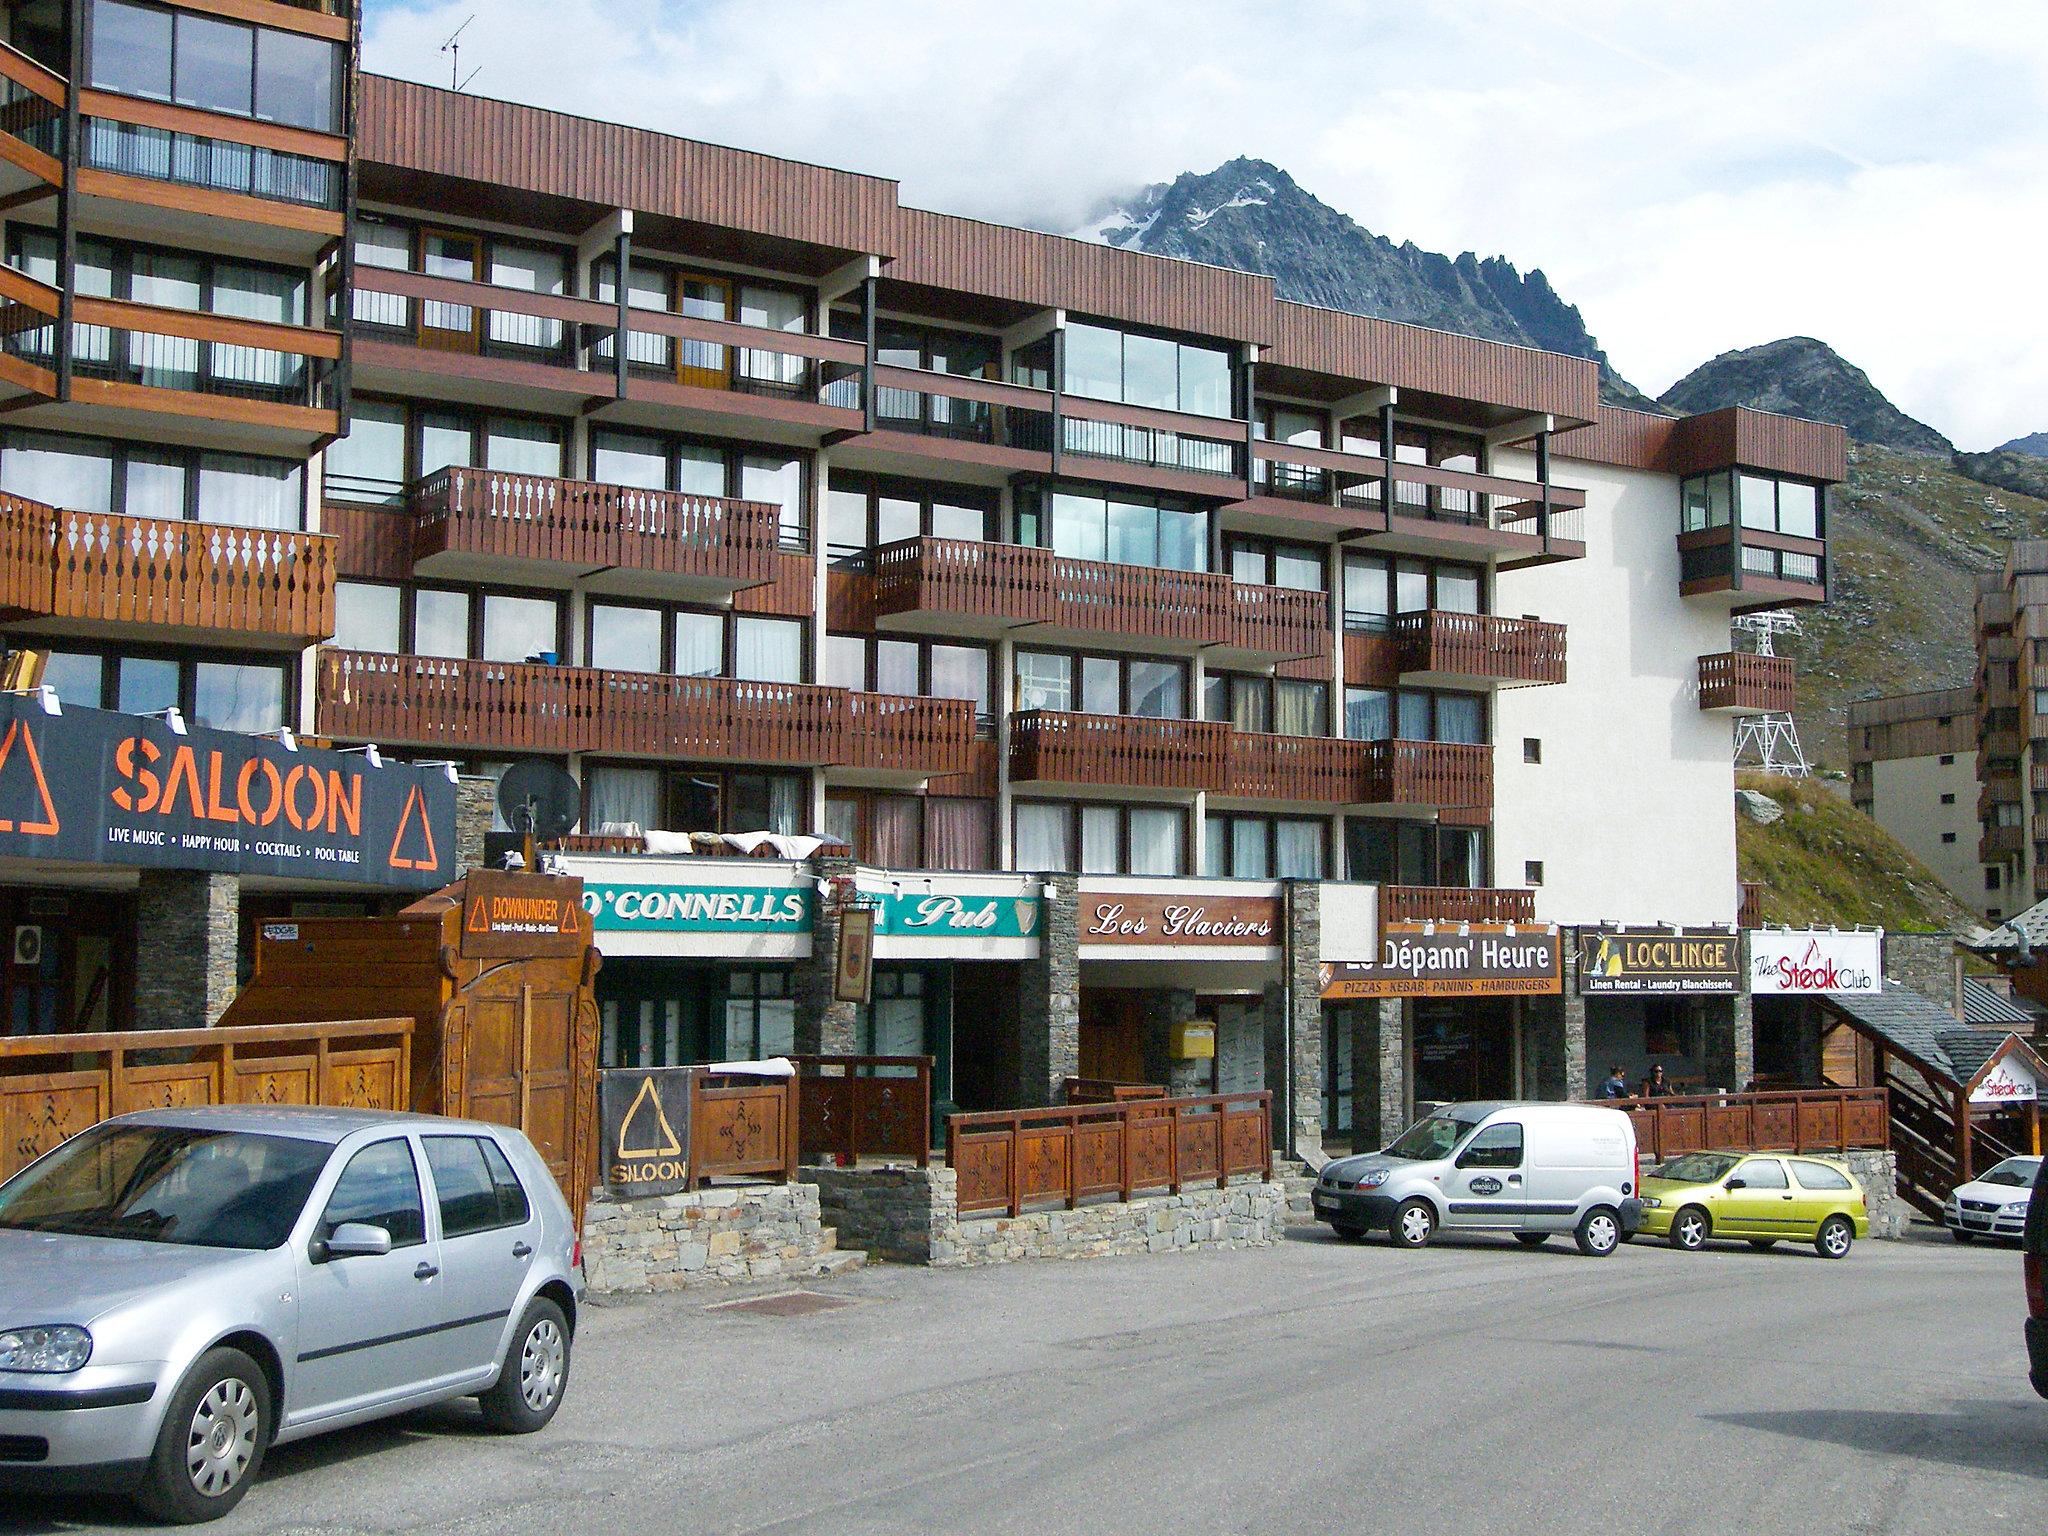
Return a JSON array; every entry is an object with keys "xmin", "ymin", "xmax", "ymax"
[
  {"xmin": 0, "ymin": 7, "xmax": 1843, "ymax": 1150},
  {"xmin": 1849, "ymin": 687, "xmax": 1991, "ymax": 917},
  {"xmin": 1975, "ymin": 543, "xmax": 2048, "ymax": 918}
]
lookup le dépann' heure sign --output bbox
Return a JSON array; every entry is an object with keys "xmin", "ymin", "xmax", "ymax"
[
  {"xmin": 1320, "ymin": 924, "xmax": 1561, "ymax": 999},
  {"xmin": 1577, "ymin": 928, "xmax": 1741, "ymax": 995},
  {"xmin": 0, "ymin": 694, "xmax": 453, "ymax": 889}
]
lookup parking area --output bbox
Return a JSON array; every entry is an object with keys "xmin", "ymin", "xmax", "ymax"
[{"xmin": 8, "ymin": 1229, "xmax": 2042, "ymax": 1535}]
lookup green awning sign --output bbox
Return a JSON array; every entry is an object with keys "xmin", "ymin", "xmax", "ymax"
[{"xmin": 583, "ymin": 883, "xmax": 812, "ymax": 932}]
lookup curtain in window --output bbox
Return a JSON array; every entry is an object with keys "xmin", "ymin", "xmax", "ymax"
[
  {"xmin": 1015, "ymin": 803, "xmax": 1072, "ymax": 871},
  {"xmin": 1128, "ymin": 808, "xmax": 1183, "ymax": 876},
  {"xmin": 1275, "ymin": 680, "xmax": 1326, "ymax": 737},
  {"xmin": 733, "ymin": 617, "xmax": 802, "ymax": 683},
  {"xmin": 1080, "ymin": 805, "xmax": 1120, "ymax": 873},
  {"xmin": 585, "ymin": 766, "xmax": 660, "ymax": 834},
  {"xmin": 868, "ymin": 795, "xmax": 921, "ymax": 867},
  {"xmin": 1229, "ymin": 678, "xmax": 1269, "ymax": 734},
  {"xmin": 924, "ymin": 797, "xmax": 991, "ymax": 871},
  {"xmin": 488, "ymin": 245, "xmax": 566, "ymax": 352},
  {"xmin": 198, "ymin": 454, "xmax": 300, "ymax": 529},
  {"xmin": 1276, "ymin": 820, "xmax": 1325, "ymax": 879},
  {"xmin": 1345, "ymin": 688, "xmax": 1391, "ymax": 741},
  {"xmin": 737, "ymin": 286, "xmax": 807, "ymax": 389}
]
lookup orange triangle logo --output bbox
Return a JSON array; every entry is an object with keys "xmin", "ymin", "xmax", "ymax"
[
  {"xmin": 387, "ymin": 783, "xmax": 439, "ymax": 871},
  {"xmin": 0, "ymin": 719, "xmax": 60, "ymax": 836},
  {"xmin": 557, "ymin": 898, "xmax": 580, "ymax": 935},
  {"xmin": 466, "ymin": 897, "xmax": 490, "ymax": 934}
]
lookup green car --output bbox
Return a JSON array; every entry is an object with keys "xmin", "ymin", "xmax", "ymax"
[{"xmin": 1638, "ymin": 1150, "xmax": 1868, "ymax": 1258}]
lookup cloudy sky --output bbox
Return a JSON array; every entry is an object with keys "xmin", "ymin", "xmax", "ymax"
[{"xmin": 362, "ymin": 1, "xmax": 2048, "ymax": 449}]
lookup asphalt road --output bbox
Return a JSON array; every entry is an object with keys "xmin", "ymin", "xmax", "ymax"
[{"xmin": 9, "ymin": 1227, "xmax": 2042, "ymax": 1535}]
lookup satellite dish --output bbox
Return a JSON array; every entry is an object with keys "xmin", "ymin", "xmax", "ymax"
[{"xmin": 496, "ymin": 761, "xmax": 581, "ymax": 841}]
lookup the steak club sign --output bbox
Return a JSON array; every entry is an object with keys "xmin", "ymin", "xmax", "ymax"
[
  {"xmin": 1577, "ymin": 928, "xmax": 1741, "ymax": 995},
  {"xmin": 1082, "ymin": 893, "xmax": 1279, "ymax": 946},
  {"xmin": 0, "ymin": 693, "xmax": 453, "ymax": 889}
]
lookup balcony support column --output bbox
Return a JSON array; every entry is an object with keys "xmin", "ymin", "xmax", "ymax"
[
  {"xmin": 1013, "ymin": 872, "xmax": 1079, "ymax": 1107},
  {"xmin": 795, "ymin": 855, "xmax": 860, "ymax": 1057},
  {"xmin": 134, "ymin": 871, "xmax": 239, "ymax": 1031},
  {"xmin": 1265, "ymin": 879, "xmax": 1324, "ymax": 1159},
  {"xmin": 860, "ymin": 274, "xmax": 877, "ymax": 434},
  {"xmin": 1522, "ymin": 939, "xmax": 1588, "ymax": 1101},
  {"xmin": 54, "ymin": 0, "xmax": 83, "ymax": 403},
  {"xmin": 1348, "ymin": 997, "xmax": 1406, "ymax": 1149},
  {"xmin": 612, "ymin": 211, "xmax": 633, "ymax": 402}
]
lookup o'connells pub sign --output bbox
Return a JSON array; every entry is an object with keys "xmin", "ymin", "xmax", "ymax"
[
  {"xmin": 875, "ymin": 890, "xmax": 1041, "ymax": 938},
  {"xmin": 0, "ymin": 693, "xmax": 453, "ymax": 889},
  {"xmin": 583, "ymin": 882, "xmax": 812, "ymax": 933},
  {"xmin": 1578, "ymin": 928, "xmax": 1741, "ymax": 995},
  {"xmin": 1320, "ymin": 924, "xmax": 1562, "ymax": 999}
]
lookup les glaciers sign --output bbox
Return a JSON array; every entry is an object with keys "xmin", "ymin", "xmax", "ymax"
[{"xmin": 1748, "ymin": 930, "xmax": 1882, "ymax": 996}]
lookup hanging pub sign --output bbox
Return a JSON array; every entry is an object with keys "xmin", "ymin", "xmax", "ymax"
[
  {"xmin": 1577, "ymin": 927, "xmax": 1741, "ymax": 995},
  {"xmin": 1969, "ymin": 1041, "xmax": 2041, "ymax": 1106},
  {"xmin": 0, "ymin": 693, "xmax": 454, "ymax": 889},
  {"xmin": 1319, "ymin": 924, "xmax": 1562, "ymax": 999},
  {"xmin": 1747, "ymin": 929, "xmax": 1882, "ymax": 995},
  {"xmin": 834, "ymin": 905, "xmax": 877, "ymax": 1003},
  {"xmin": 599, "ymin": 1067, "xmax": 694, "ymax": 1197}
]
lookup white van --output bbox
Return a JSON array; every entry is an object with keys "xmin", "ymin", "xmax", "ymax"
[{"xmin": 1312, "ymin": 1101, "xmax": 1642, "ymax": 1256}]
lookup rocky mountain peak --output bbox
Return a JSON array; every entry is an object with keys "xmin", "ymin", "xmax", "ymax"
[{"xmin": 1657, "ymin": 337, "xmax": 1952, "ymax": 456}]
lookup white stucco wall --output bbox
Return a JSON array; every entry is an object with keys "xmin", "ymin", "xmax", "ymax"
[{"xmin": 1490, "ymin": 449, "xmax": 1739, "ymax": 927}]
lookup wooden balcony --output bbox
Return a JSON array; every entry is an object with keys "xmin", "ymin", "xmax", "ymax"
[
  {"xmin": 1738, "ymin": 881, "xmax": 1764, "ymax": 930},
  {"xmin": 1982, "ymin": 824, "xmax": 2025, "ymax": 861},
  {"xmin": 1394, "ymin": 611, "xmax": 1566, "ymax": 688},
  {"xmin": 1381, "ymin": 885, "xmax": 1535, "ymax": 925},
  {"xmin": 1373, "ymin": 739, "xmax": 1493, "ymax": 810},
  {"xmin": 1678, "ymin": 527, "xmax": 1827, "ymax": 611},
  {"xmin": 870, "ymin": 537, "xmax": 1328, "ymax": 664},
  {"xmin": 315, "ymin": 649, "xmax": 975, "ymax": 776},
  {"xmin": 410, "ymin": 467, "xmax": 780, "ymax": 595},
  {"xmin": 1226, "ymin": 732, "xmax": 1375, "ymax": 802},
  {"xmin": 1698, "ymin": 652, "xmax": 1795, "ymax": 713},
  {"xmin": 0, "ymin": 493, "xmax": 335, "ymax": 645},
  {"xmin": 0, "ymin": 43, "xmax": 64, "ymax": 204},
  {"xmin": 1008, "ymin": 711, "xmax": 1230, "ymax": 791}
]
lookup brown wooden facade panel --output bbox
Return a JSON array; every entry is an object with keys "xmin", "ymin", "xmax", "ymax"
[{"xmin": 326, "ymin": 502, "xmax": 414, "ymax": 580}]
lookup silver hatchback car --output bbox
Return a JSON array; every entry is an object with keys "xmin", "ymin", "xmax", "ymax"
[{"xmin": 0, "ymin": 1105, "xmax": 582, "ymax": 1523}]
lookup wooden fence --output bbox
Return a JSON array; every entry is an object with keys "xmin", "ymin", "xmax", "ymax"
[
  {"xmin": 790, "ymin": 1053, "xmax": 932, "ymax": 1165},
  {"xmin": 947, "ymin": 1092, "xmax": 1271, "ymax": 1217},
  {"xmin": 1612, "ymin": 1087, "xmax": 1889, "ymax": 1163},
  {"xmin": 687, "ymin": 1068, "xmax": 798, "ymax": 1185},
  {"xmin": 0, "ymin": 1019, "xmax": 413, "ymax": 1181}
]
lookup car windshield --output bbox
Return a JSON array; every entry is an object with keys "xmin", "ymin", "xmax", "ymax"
[
  {"xmin": 1652, "ymin": 1152, "xmax": 1741, "ymax": 1185},
  {"xmin": 1382, "ymin": 1113, "xmax": 1485, "ymax": 1162},
  {"xmin": 1980, "ymin": 1158, "xmax": 2043, "ymax": 1189},
  {"xmin": 0, "ymin": 1125, "xmax": 330, "ymax": 1250}
]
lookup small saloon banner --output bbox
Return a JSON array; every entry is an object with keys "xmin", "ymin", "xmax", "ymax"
[
  {"xmin": 599, "ymin": 1067, "xmax": 694, "ymax": 1198},
  {"xmin": 1747, "ymin": 929, "xmax": 1882, "ymax": 995},
  {"xmin": 1320, "ymin": 924, "xmax": 1562, "ymax": 999},
  {"xmin": 1577, "ymin": 928, "xmax": 1741, "ymax": 995},
  {"xmin": 0, "ymin": 693, "xmax": 454, "ymax": 889}
]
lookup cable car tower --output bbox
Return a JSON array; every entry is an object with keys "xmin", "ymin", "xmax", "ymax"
[{"xmin": 1731, "ymin": 610, "xmax": 1808, "ymax": 777}]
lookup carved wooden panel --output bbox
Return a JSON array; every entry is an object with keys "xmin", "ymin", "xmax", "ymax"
[
  {"xmin": 1017, "ymin": 1127, "xmax": 1070, "ymax": 1205},
  {"xmin": 1176, "ymin": 1115, "xmax": 1220, "ymax": 1183},
  {"xmin": 954, "ymin": 1133, "xmax": 1010, "ymax": 1214},
  {"xmin": 323, "ymin": 1049, "xmax": 405, "ymax": 1112},
  {"xmin": 1073, "ymin": 1121, "xmax": 1121, "ymax": 1199},
  {"xmin": 1752, "ymin": 1103, "xmax": 1798, "ymax": 1149},
  {"xmin": 115, "ymin": 1061, "xmax": 219, "ymax": 1116},
  {"xmin": 695, "ymin": 1084, "xmax": 787, "ymax": 1176},
  {"xmin": 230, "ymin": 1054, "xmax": 317, "ymax": 1106},
  {"xmin": 2, "ymin": 1071, "xmax": 106, "ymax": 1180},
  {"xmin": 1128, "ymin": 1120, "xmax": 1174, "ymax": 1192},
  {"xmin": 1222, "ymin": 1108, "xmax": 1265, "ymax": 1177}
]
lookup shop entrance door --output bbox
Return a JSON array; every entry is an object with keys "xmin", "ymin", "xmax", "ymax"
[
  {"xmin": 0, "ymin": 888, "xmax": 129, "ymax": 1036},
  {"xmin": 1079, "ymin": 989, "xmax": 1146, "ymax": 1084},
  {"xmin": 1410, "ymin": 999, "xmax": 1516, "ymax": 1107}
]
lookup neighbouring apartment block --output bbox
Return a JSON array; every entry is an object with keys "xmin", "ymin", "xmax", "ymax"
[
  {"xmin": 0, "ymin": 2, "xmax": 1843, "ymax": 1151},
  {"xmin": 1849, "ymin": 687, "xmax": 1993, "ymax": 917},
  {"xmin": 1975, "ymin": 544, "xmax": 2048, "ymax": 918}
]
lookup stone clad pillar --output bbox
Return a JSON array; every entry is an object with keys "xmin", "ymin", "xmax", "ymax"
[
  {"xmin": 454, "ymin": 774, "xmax": 495, "ymax": 876},
  {"xmin": 1143, "ymin": 988, "xmax": 1205, "ymax": 1097},
  {"xmin": 794, "ymin": 856, "xmax": 859, "ymax": 1056},
  {"xmin": 1264, "ymin": 881, "xmax": 1324, "ymax": 1160},
  {"xmin": 1525, "ymin": 932, "xmax": 1588, "ymax": 1101},
  {"xmin": 1014, "ymin": 873, "xmax": 1079, "ymax": 1106},
  {"xmin": 1349, "ymin": 998, "xmax": 1406, "ymax": 1150},
  {"xmin": 135, "ymin": 870, "xmax": 239, "ymax": 1030}
]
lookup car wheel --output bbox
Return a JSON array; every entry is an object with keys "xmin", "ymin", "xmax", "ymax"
[
  {"xmin": 1391, "ymin": 1198, "xmax": 1436, "ymax": 1249},
  {"xmin": 1330, "ymin": 1223, "xmax": 1366, "ymax": 1242},
  {"xmin": 1575, "ymin": 1207, "xmax": 1621, "ymax": 1257},
  {"xmin": 135, "ymin": 1345, "xmax": 271, "ymax": 1525},
  {"xmin": 1513, "ymin": 1232, "xmax": 1550, "ymax": 1248},
  {"xmin": 1747, "ymin": 1239, "xmax": 1777, "ymax": 1250},
  {"xmin": 1669, "ymin": 1206, "xmax": 1711, "ymax": 1251},
  {"xmin": 479, "ymin": 1296, "xmax": 572, "ymax": 1433},
  {"xmin": 1951, "ymin": 1227, "xmax": 1975, "ymax": 1244},
  {"xmin": 1815, "ymin": 1214, "xmax": 1854, "ymax": 1260}
]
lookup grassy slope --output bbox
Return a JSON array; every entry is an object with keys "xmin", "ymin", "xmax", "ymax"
[
  {"xmin": 1784, "ymin": 446, "xmax": 2048, "ymax": 767},
  {"xmin": 1735, "ymin": 772, "xmax": 1973, "ymax": 933}
]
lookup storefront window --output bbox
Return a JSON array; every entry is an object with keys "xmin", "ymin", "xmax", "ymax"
[{"xmin": 724, "ymin": 970, "xmax": 795, "ymax": 1060}]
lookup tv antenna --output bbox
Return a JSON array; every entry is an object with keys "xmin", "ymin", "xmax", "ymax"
[
  {"xmin": 1731, "ymin": 610, "xmax": 1809, "ymax": 777},
  {"xmin": 440, "ymin": 16, "xmax": 482, "ymax": 93}
]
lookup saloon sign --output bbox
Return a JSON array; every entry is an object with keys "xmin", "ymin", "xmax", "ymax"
[
  {"xmin": 0, "ymin": 693, "xmax": 453, "ymax": 888},
  {"xmin": 1577, "ymin": 928, "xmax": 1741, "ymax": 995},
  {"xmin": 1748, "ymin": 929, "xmax": 1882, "ymax": 996},
  {"xmin": 1320, "ymin": 924, "xmax": 1562, "ymax": 999}
]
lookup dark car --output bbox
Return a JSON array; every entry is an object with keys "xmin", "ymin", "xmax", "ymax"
[{"xmin": 2025, "ymin": 1156, "xmax": 2048, "ymax": 1398}]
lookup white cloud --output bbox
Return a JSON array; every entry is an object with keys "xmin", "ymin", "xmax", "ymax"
[{"xmin": 363, "ymin": 0, "xmax": 2048, "ymax": 447}]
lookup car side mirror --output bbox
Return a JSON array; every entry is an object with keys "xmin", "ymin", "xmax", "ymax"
[
  {"xmin": 1726, "ymin": 1178, "xmax": 1747, "ymax": 1191},
  {"xmin": 316, "ymin": 1222, "xmax": 394, "ymax": 1262}
]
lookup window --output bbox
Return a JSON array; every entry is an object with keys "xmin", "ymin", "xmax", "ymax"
[
  {"xmin": 1345, "ymin": 687, "xmax": 1484, "ymax": 745},
  {"xmin": 253, "ymin": 26, "xmax": 338, "ymax": 131},
  {"xmin": 92, "ymin": 0, "xmax": 343, "ymax": 133},
  {"xmin": 1061, "ymin": 321, "xmax": 1233, "ymax": 419},
  {"xmin": 1127, "ymin": 807, "xmax": 1183, "ymax": 876},
  {"xmin": 724, "ymin": 970, "xmax": 796, "ymax": 1059},
  {"xmin": 1014, "ymin": 801, "xmax": 1073, "ymax": 871},
  {"xmin": 1343, "ymin": 687, "xmax": 1391, "ymax": 742},
  {"xmin": 1523, "ymin": 738, "xmax": 1542, "ymax": 765},
  {"xmin": 823, "ymin": 475, "xmax": 994, "ymax": 561},
  {"xmin": 589, "ymin": 603, "xmax": 663, "ymax": 673},
  {"xmin": 481, "ymin": 594, "xmax": 561, "ymax": 663},
  {"xmin": 1680, "ymin": 470, "xmax": 1733, "ymax": 533},
  {"xmin": 1939, "ymin": 753, "xmax": 1956, "ymax": 766},
  {"xmin": 1021, "ymin": 650, "xmax": 1189, "ymax": 720},
  {"xmin": 1346, "ymin": 819, "xmax": 1488, "ymax": 888},
  {"xmin": 1988, "ymin": 868, "xmax": 2003, "ymax": 892},
  {"xmin": 1940, "ymin": 792, "xmax": 1956, "ymax": 805},
  {"xmin": 1205, "ymin": 814, "xmax": 1326, "ymax": 879},
  {"xmin": 319, "ymin": 1138, "xmax": 426, "ymax": 1248},
  {"xmin": 829, "ymin": 635, "xmax": 991, "ymax": 714},
  {"xmin": 91, "ymin": 1, "xmax": 173, "ymax": 100},
  {"xmin": 1525, "ymin": 860, "xmax": 1544, "ymax": 886},
  {"xmin": 0, "ymin": 430, "xmax": 303, "ymax": 527},
  {"xmin": 1456, "ymin": 1123, "xmax": 1523, "ymax": 1169},
  {"xmin": 1686, "ymin": 468, "xmax": 1821, "ymax": 539},
  {"xmin": 422, "ymin": 1136, "xmax": 529, "ymax": 1238},
  {"xmin": 1021, "ymin": 484, "xmax": 1208, "ymax": 572},
  {"xmin": 192, "ymin": 659, "xmax": 285, "ymax": 733},
  {"xmin": 1789, "ymin": 1159, "xmax": 1853, "ymax": 1191},
  {"xmin": 733, "ymin": 616, "xmax": 803, "ymax": 683},
  {"xmin": 584, "ymin": 430, "xmax": 808, "ymax": 549},
  {"xmin": 1941, "ymin": 832, "xmax": 1957, "ymax": 844},
  {"xmin": 1015, "ymin": 802, "xmax": 1185, "ymax": 876},
  {"xmin": 1343, "ymin": 553, "xmax": 1484, "ymax": 629},
  {"xmin": 1227, "ymin": 535, "xmax": 1327, "ymax": 592}
]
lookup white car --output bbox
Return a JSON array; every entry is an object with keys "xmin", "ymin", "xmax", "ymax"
[{"xmin": 1945, "ymin": 1156, "xmax": 2043, "ymax": 1243}]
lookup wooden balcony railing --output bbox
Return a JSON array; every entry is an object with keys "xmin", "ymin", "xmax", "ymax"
[
  {"xmin": 1609, "ymin": 1087, "xmax": 1889, "ymax": 1163},
  {"xmin": 316, "ymin": 649, "xmax": 975, "ymax": 773},
  {"xmin": 1738, "ymin": 881, "xmax": 1764, "ymax": 929},
  {"xmin": 1009, "ymin": 710, "xmax": 1230, "ymax": 790},
  {"xmin": 1226, "ymin": 732, "xmax": 1375, "ymax": 802},
  {"xmin": 1394, "ymin": 610, "xmax": 1566, "ymax": 685},
  {"xmin": 870, "ymin": 537, "xmax": 1327, "ymax": 660},
  {"xmin": 1373, "ymin": 739, "xmax": 1493, "ymax": 809},
  {"xmin": 0, "ymin": 494, "xmax": 336, "ymax": 641},
  {"xmin": 1698, "ymin": 651, "xmax": 1795, "ymax": 713},
  {"xmin": 948, "ymin": 1092, "xmax": 1272, "ymax": 1217},
  {"xmin": 0, "ymin": 42, "xmax": 65, "ymax": 188},
  {"xmin": 1982, "ymin": 825, "xmax": 2025, "ymax": 860},
  {"xmin": 1380, "ymin": 885, "xmax": 1535, "ymax": 925},
  {"xmin": 1251, "ymin": 438, "xmax": 1589, "ymax": 552},
  {"xmin": 411, "ymin": 466, "xmax": 780, "ymax": 586}
]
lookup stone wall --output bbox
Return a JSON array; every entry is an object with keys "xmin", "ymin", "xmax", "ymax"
[
  {"xmin": 1884, "ymin": 934, "xmax": 1963, "ymax": 1018},
  {"xmin": 135, "ymin": 869, "xmax": 238, "ymax": 1030},
  {"xmin": 580, "ymin": 1182, "xmax": 851, "ymax": 1292},
  {"xmin": 1845, "ymin": 1148, "xmax": 1909, "ymax": 1240},
  {"xmin": 806, "ymin": 1164, "xmax": 1287, "ymax": 1267}
]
